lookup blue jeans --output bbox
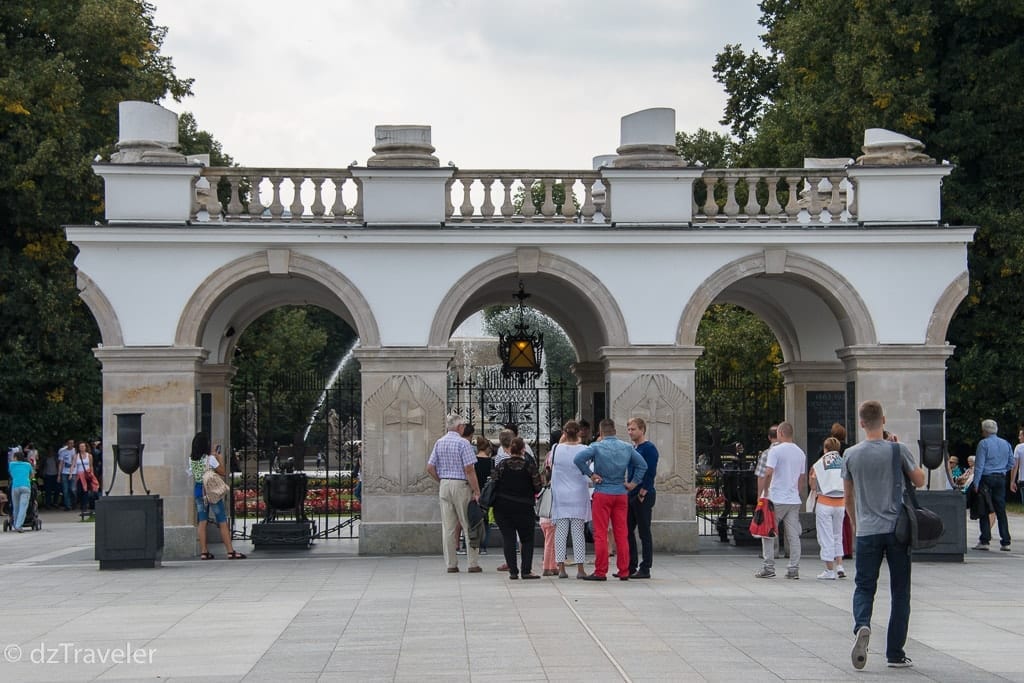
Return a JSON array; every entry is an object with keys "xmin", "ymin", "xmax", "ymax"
[
  {"xmin": 12, "ymin": 486, "xmax": 31, "ymax": 529},
  {"xmin": 61, "ymin": 473, "xmax": 76, "ymax": 509},
  {"xmin": 978, "ymin": 473, "xmax": 1011, "ymax": 547},
  {"xmin": 853, "ymin": 532, "xmax": 911, "ymax": 662}
]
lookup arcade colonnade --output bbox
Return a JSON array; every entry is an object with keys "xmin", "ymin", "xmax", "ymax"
[{"xmin": 67, "ymin": 102, "xmax": 973, "ymax": 558}]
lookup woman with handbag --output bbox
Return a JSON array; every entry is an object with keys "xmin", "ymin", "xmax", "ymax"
[
  {"xmin": 71, "ymin": 441, "xmax": 99, "ymax": 518},
  {"xmin": 491, "ymin": 437, "xmax": 542, "ymax": 579},
  {"xmin": 187, "ymin": 432, "xmax": 246, "ymax": 560}
]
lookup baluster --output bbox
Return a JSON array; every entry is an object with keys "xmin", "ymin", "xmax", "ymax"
[
  {"xmin": 480, "ymin": 176, "xmax": 495, "ymax": 219},
  {"xmin": 330, "ymin": 176, "xmax": 348, "ymax": 220},
  {"xmin": 248, "ymin": 174, "xmax": 264, "ymax": 219},
  {"xmin": 846, "ymin": 176, "xmax": 858, "ymax": 219},
  {"xmin": 268, "ymin": 176, "xmax": 285, "ymax": 219},
  {"xmin": 444, "ymin": 177, "xmax": 455, "ymax": 220},
  {"xmin": 540, "ymin": 178, "xmax": 556, "ymax": 218},
  {"xmin": 289, "ymin": 176, "xmax": 305, "ymax": 221},
  {"xmin": 351, "ymin": 177, "xmax": 363, "ymax": 220},
  {"xmin": 784, "ymin": 176, "xmax": 801, "ymax": 220},
  {"xmin": 561, "ymin": 178, "xmax": 577, "ymax": 220},
  {"xmin": 204, "ymin": 173, "xmax": 222, "ymax": 219},
  {"xmin": 702, "ymin": 176, "xmax": 719, "ymax": 217},
  {"xmin": 190, "ymin": 175, "xmax": 201, "ymax": 219},
  {"xmin": 500, "ymin": 177, "xmax": 514, "ymax": 219},
  {"xmin": 763, "ymin": 176, "xmax": 782, "ymax": 218},
  {"xmin": 310, "ymin": 177, "xmax": 326, "ymax": 221},
  {"xmin": 723, "ymin": 176, "xmax": 740, "ymax": 217},
  {"xmin": 806, "ymin": 175, "xmax": 821, "ymax": 221},
  {"xmin": 226, "ymin": 176, "xmax": 243, "ymax": 218},
  {"xmin": 827, "ymin": 175, "xmax": 844, "ymax": 219},
  {"xmin": 459, "ymin": 178, "xmax": 475, "ymax": 218},
  {"xmin": 592, "ymin": 179, "xmax": 607, "ymax": 221},
  {"xmin": 743, "ymin": 177, "xmax": 760, "ymax": 219},
  {"xmin": 580, "ymin": 178, "xmax": 596, "ymax": 222},
  {"xmin": 519, "ymin": 177, "xmax": 536, "ymax": 220}
]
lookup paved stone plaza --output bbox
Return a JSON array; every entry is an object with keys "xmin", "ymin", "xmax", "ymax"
[{"xmin": 1, "ymin": 510, "xmax": 1022, "ymax": 682}]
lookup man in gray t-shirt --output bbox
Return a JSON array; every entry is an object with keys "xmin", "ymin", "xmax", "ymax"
[{"xmin": 842, "ymin": 400, "xmax": 925, "ymax": 671}]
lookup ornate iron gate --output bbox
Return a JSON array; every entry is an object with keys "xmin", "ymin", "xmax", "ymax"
[
  {"xmin": 229, "ymin": 372, "xmax": 361, "ymax": 540},
  {"xmin": 448, "ymin": 369, "xmax": 577, "ymax": 450},
  {"xmin": 694, "ymin": 368, "xmax": 784, "ymax": 536}
]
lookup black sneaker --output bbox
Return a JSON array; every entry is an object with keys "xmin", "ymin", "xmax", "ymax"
[{"xmin": 887, "ymin": 656, "xmax": 912, "ymax": 668}]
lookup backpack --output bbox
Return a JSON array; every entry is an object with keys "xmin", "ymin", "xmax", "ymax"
[{"xmin": 201, "ymin": 457, "xmax": 230, "ymax": 504}]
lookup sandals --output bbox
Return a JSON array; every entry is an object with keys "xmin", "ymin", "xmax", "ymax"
[
  {"xmin": 200, "ymin": 552, "xmax": 214, "ymax": 560},
  {"xmin": 227, "ymin": 551, "xmax": 247, "ymax": 560}
]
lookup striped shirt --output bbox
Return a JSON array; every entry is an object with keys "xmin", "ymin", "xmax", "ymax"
[{"xmin": 428, "ymin": 431, "xmax": 475, "ymax": 479}]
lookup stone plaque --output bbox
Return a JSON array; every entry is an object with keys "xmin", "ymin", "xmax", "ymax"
[{"xmin": 806, "ymin": 390, "xmax": 846, "ymax": 458}]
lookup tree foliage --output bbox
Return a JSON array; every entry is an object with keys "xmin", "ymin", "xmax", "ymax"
[
  {"xmin": 0, "ymin": 1, "xmax": 192, "ymax": 447},
  {"xmin": 714, "ymin": 0, "xmax": 1024, "ymax": 444}
]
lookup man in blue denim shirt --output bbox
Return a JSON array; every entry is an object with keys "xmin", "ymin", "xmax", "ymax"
[
  {"xmin": 574, "ymin": 419, "xmax": 646, "ymax": 581},
  {"xmin": 973, "ymin": 419, "xmax": 1013, "ymax": 551}
]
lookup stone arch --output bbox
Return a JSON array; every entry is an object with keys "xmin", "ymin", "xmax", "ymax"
[
  {"xmin": 926, "ymin": 271, "xmax": 969, "ymax": 346},
  {"xmin": 76, "ymin": 270, "xmax": 124, "ymax": 347},
  {"xmin": 175, "ymin": 250, "xmax": 381, "ymax": 352},
  {"xmin": 676, "ymin": 251, "xmax": 877, "ymax": 350},
  {"xmin": 427, "ymin": 249, "xmax": 629, "ymax": 356}
]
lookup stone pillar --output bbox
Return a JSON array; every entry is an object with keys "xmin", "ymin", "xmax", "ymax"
[
  {"xmin": 94, "ymin": 346, "xmax": 208, "ymax": 559},
  {"xmin": 837, "ymin": 345, "xmax": 954, "ymax": 488},
  {"xmin": 571, "ymin": 361, "xmax": 605, "ymax": 425},
  {"xmin": 354, "ymin": 347, "xmax": 454, "ymax": 554},
  {"xmin": 601, "ymin": 345, "xmax": 703, "ymax": 552},
  {"xmin": 777, "ymin": 361, "xmax": 846, "ymax": 455}
]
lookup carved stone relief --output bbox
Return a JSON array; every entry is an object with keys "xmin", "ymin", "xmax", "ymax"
[
  {"xmin": 363, "ymin": 375, "xmax": 444, "ymax": 495},
  {"xmin": 613, "ymin": 373, "xmax": 694, "ymax": 494}
]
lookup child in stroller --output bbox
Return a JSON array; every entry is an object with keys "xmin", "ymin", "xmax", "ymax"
[{"xmin": 3, "ymin": 482, "xmax": 42, "ymax": 532}]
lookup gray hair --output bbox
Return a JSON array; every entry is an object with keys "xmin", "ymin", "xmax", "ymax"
[
  {"xmin": 981, "ymin": 419, "xmax": 998, "ymax": 435},
  {"xmin": 445, "ymin": 413, "xmax": 467, "ymax": 431}
]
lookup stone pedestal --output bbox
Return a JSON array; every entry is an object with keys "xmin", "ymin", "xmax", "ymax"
[
  {"xmin": 354, "ymin": 347, "xmax": 453, "ymax": 554},
  {"xmin": 95, "ymin": 495, "xmax": 164, "ymax": 569},
  {"xmin": 602, "ymin": 345, "xmax": 703, "ymax": 552},
  {"xmin": 914, "ymin": 490, "xmax": 966, "ymax": 562}
]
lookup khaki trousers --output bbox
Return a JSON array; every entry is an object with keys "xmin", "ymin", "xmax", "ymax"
[{"xmin": 439, "ymin": 479, "xmax": 480, "ymax": 569}]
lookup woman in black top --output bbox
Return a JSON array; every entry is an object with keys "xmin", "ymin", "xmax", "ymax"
[
  {"xmin": 491, "ymin": 437, "xmax": 542, "ymax": 579},
  {"xmin": 473, "ymin": 436, "xmax": 494, "ymax": 554}
]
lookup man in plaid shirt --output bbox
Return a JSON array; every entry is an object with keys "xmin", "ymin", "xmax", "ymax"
[
  {"xmin": 755, "ymin": 424, "xmax": 779, "ymax": 497},
  {"xmin": 427, "ymin": 413, "xmax": 483, "ymax": 573}
]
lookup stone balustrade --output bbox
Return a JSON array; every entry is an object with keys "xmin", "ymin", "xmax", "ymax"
[
  {"xmin": 192, "ymin": 166, "xmax": 861, "ymax": 226},
  {"xmin": 196, "ymin": 168, "xmax": 363, "ymax": 222},
  {"xmin": 695, "ymin": 168, "xmax": 856, "ymax": 224},
  {"xmin": 444, "ymin": 170, "xmax": 606, "ymax": 223}
]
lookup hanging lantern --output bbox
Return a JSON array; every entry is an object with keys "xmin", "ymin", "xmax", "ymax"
[{"xmin": 498, "ymin": 281, "xmax": 544, "ymax": 384}]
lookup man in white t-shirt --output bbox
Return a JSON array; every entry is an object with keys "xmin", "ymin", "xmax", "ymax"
[{"xmin": 755, "ymin": 421, "xmax": 807, "ymax": 579}]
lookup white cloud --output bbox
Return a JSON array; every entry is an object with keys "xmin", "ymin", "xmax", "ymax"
[{"xmin": 152, "ymin": 0, "xmax": 763, "ymax": 168}]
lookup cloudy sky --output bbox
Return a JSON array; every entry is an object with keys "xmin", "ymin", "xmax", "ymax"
[{"xmin": 151, "ymin": 1, "xmax": 764, "ymax": 169}]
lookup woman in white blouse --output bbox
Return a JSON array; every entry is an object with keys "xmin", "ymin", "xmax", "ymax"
[{"xmin": 549, "ymin": 420, "xmax": 592, "ymax": 579}]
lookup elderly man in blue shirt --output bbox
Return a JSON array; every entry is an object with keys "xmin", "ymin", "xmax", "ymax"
[
  {"xmin": 574, "ymin": 418, "xmax": 647, "ymax": 581},
  {"xmin": 973, "ymin": 418, "xmax": 1013, "ymax": 551}
]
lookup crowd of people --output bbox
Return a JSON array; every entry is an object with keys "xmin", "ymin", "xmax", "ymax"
[
  {"xmin": 427, "ymin": 414, "xmax": 659, "ymax": 581},
  {"xmin": 3, "ymin": 439, "xmax": 103, "ymax": 531}
]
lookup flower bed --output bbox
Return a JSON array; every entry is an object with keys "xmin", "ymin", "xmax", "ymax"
[{"xmin": 230, "ymin": 486, "xmax": 360, "ymax": 516}]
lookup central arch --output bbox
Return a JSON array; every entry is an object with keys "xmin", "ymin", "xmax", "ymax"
[{"xmin": 428, "ymin": 248, "xmax": 629, "ymax": 359}]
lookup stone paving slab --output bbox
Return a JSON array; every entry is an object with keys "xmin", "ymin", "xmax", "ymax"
[{"xmin": 0, "ymin": 511, "xmax": 1022, "ymax": 681}]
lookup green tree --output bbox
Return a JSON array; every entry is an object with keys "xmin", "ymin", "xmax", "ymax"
[
  {"xmin": 0, "ymin": 0, "xmax": 192, "ymax": 446},
  {"xmin": 713, "ymin": 0, "xmax": 1024, "ymax": 445},
  {"xmin": 675, "ymin": 128, "xmax": 736, "ymax": 167}
]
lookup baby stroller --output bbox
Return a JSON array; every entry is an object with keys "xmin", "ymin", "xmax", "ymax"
[{"xmin": 3, "ymin": 483, "xmax": 43, "ymax": 532}]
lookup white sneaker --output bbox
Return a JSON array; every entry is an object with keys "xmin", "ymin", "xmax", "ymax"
[
  {"xmin": 836, "ymin": 566, "xmax": 846, "ymax": 578},
  {"xmin": 852, "ymin": 626, "xmax": 871, "ymax": 670},
  {"xmin": 817, "ymin": 569, "xmax": 837, "ymax": 580}
]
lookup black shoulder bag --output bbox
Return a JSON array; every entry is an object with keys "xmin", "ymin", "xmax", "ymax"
[{"xmin": 892, "ymin": 442, "xmax": 943, "ymax": 550}]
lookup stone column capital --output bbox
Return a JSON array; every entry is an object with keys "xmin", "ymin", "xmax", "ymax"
[
  {"xmin": 354, "ymin": 346, "xmax": 454, "ymax": 374},
  {"xmin": 776, "ymin": 360, "xmax": 845, "ymax": 385},
  {"xmin": 837, "ymin": 345, "xmax": 954, "ymax": 371},
  {"xmin": 601, "ymin": 345, "xmax": 704, "ymax": 372},
  {"xmin": 94, "ymin": 345, "xmax": 208, "ymax": 372}
]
